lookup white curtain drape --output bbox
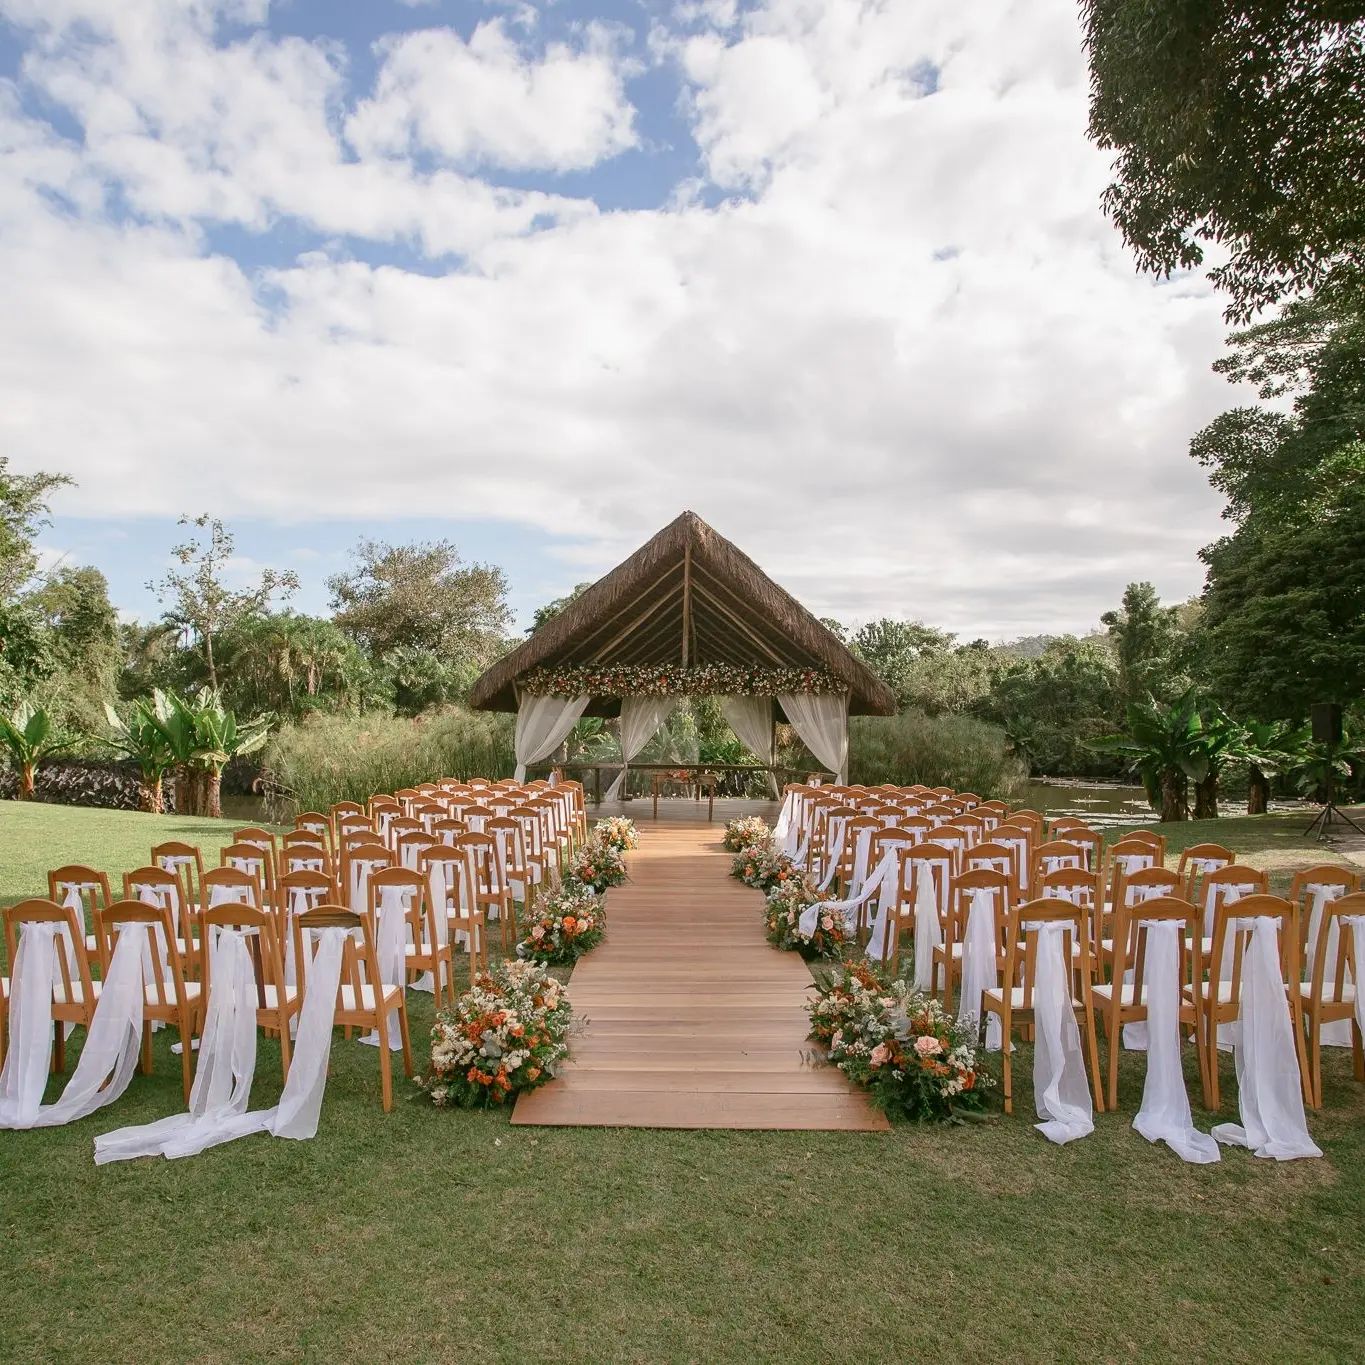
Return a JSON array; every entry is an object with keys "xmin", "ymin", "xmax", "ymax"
[
  {"xmin": 604, "ymin": 696, "xmax": 674, "ymax": 802},
  {"xmin": 513, "ymin": 693, "xmax": 590, "ymax": 783},
  {"xmin": 718, "ymin": 695, "xmax": 777, "ymax": 796},
  {"xmin": 778, "ymin": 692, "xmax": 849, "ymax": 784}
]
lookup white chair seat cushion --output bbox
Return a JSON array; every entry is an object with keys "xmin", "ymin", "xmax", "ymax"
[
  {"xmin": 982, "ymin": 986, "xmax": 1082, "ymax": 1009},
  {"xmin": 1297, "ymin": 982, "xmax": 1356, "ymax": 1004},
  {"xmin": 1092, "ymin": 982, "xmax": 1148, "ymax": 1006},
  {"xmin": 339, "ymin": 983, "xmax": 402, "ymax": 1011},
  {"xmin": 257, "ymin": 983, "xmax": 301, "ymax": 1009},
  {"xmin": 53, "ymin": 980, "xmax": 100, "ymax": 1004}
]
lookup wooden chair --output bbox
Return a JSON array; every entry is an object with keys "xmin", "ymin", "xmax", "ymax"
[
  {"xmin": 152, "ymin": 841, "xmax": 206, "ymax": 911},
  {"xmin": 1178, "ymin": 842, "xmax": 1235, "ymax": 902},
  {"xmin": 294, "ymin": 812, "xmax": 334, "ymax": 851},
  {"xmin": 1093, "ymin": 894, "xmax": 1202, "ymax": 1110},
  {"xmin": 936, "ymin": 867, "xmax": 1012, "ymax": 1009},
  {"xmin": 1031, "ymin": 840, "xmax": 1085, "ymax": 888},
  {"xmin": 1117, "ymin": 828, "xmax": 1166, "ymax": 862},
  {"xmin": 47, "ymin": 864, "xmax": 112, "ymax": 960},
  {"xmin": 488, "ymin": 815, "xmax": 537, "ymax": 921},
  {"xmin": 395, "ymin": 830, "xmax": 439, "ymax": 872},
  {"xmin": 2, "ymin": 898, "xmax": 97, "ymax": 1074},
  {"xmin": 1290, "ymin": 866, "xmax": 1358, "ymax": 966},
  {"xmin": 1299, "ymin": 890, "xmax": 1365, "ymax": 1108},
  {"xmin": 455, "ymin": 832, "xmax": 514, "ymax": 951},
  {"xmin": 1187, "ymin": 893, "xmax": 1310, "ymax": 1110},
  {"xmin": 1104, "ymin": 835, "xmax": 1162, "ymax": 912},
  {"xmin": 220, "ymin": 842, "xmax": 275, "ymax": 908},
  {"xmin": 1193, "ymin": 865, "xmax": 1269, "ymax": 957},
  {"xmin": 418, "ymin": 844, "xmax": 488, "ymax": 979},
  {"xmin": 884, "ymin": 844, "xmax": 954, "ymax": 976},
  {"xmin": 95, "ymin": 899, "xmax": 200, "ymax": 1101},
  {"xmin": 201, "ymin": 864, "xmax": 262, "ymax": 912},
  {"xmin": 366, "ymin": 865, "xmax": 436, "ymax": 994},
  {"xmin": 981, "ymin": 897, "xmax": 1106, "ymax": 1117},
  {"xmin": 201, "ymin": 901, "xmax": 297, "ymax": 1080},
  {"xmin": 232, "ymin": 826, "xmax": 279, "ymax": 859}
]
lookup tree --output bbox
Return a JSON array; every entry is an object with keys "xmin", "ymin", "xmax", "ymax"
[
  {"xmin": 1092, "ymin": 692, "xmax": 1205, "ymax": 821},
  {"xmin": 328, "ymin": 538, "xmax": 511, "ymax": 668},
  {"xmin": 0, "ymin": 456, "xmax": 71, "ymax": 600},
  {"xmin": 379, "ymin": 644, "xmax": 476, "ymax": 717},
  {"xmin": 150, "ymin": 515, "xmax": 299, "ymax": 690},
  {"xmin": 147, "ymin": 688, "xmax": 272, "ymax": 817},
  {"xmin": 1081, "ymin": 2, "xmax": 1365, "ymax": 319},
  {"xmin": 848, "ymin": 619, "xmax": 954, "ymax": 706},
  {"xmin": 29, "ymin": 565, "xmax": 122, "ymax": 731},
  {"xmin": 1100, "ymin": 581, "xmax": 1192, "ymax": 708},
  {"xmin": 0, "ymin": 700, "xmax": 71, "ymax": 799},
  {"xmin": 529, "ymin": 583, "xmax": 592, "ymax": 633}
]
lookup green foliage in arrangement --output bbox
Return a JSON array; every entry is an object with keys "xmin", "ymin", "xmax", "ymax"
[
  {"xmin": 847, "ymin": 709, "xmax": 1025, "ymax": 799},
  {"xmin": 259, "ymin": 707, "xmax": 515, "ymax": 817}
]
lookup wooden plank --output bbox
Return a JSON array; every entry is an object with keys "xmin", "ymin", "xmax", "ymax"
[{"xmin": 511, "ymin": 822, "xmax": 888, "ymax": 1132}]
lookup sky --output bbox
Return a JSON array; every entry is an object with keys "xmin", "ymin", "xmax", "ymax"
[{"xmin": 0, "ymin": 0, "xmax": 1244, "ymax": 641}]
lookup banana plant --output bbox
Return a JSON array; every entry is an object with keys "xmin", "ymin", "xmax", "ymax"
[
  {"xmin": 1237, "ymin": 719, "xmax": 1310, "ymax": 814},
  {"xmin": 0, "ymin": 700, "xmax": 72, "ymax": 800},
  {"xmin": 103, "ymin": 690, "xmax": 177, "ymax": 813},
  {"xmin": 1091, "ymin": 690, "xmax": 1205, "ymax": 822},
  {"xmin": 140, "ymin": 687, "xmax": 272, "ymax": 816}
]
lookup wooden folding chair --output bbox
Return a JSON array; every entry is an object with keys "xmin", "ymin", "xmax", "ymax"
[
  {"xmin": 936, "ymin": 867, "xmax": 1012, "ymax": 1009},
  {"xmin": 124, "ymin": 865, "xmax": 200, "ymax": 976},
  {"xmin": 1178, "ymin": 842, "xmax": 1235, "ymax": 902},
  {"xmin": 152, "ymin": 841, "xmax": 206, "ymax": 911},
  {"xmin": 1299, "ymin": 889, "xmax": 1365, "ymax": 1108}
]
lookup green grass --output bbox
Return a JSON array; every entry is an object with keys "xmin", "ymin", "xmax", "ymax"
[{"xmin": 1, "ymin": 802, "xmax": 1363, "ymax": 1363}]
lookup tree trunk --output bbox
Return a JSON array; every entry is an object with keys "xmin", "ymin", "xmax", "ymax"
[
  {"xmin": 18, "ymin": 763, "xmax": 36, "ymax": 800},
  {"xmin": 174, "ymin": 766, "xmax": 191, "ymax": 816},
  {"xmin": 204, "ymin": 768, "xmax": 222, "ymax": 819},
  {"xmin": 1194, "ymin": 773, "xmax": 1219, "ymax": 820},
  {"xmin": 1247, "ymin": 766, "xmax": 1270, "ymax": 815},
  {"xmin": 204, "ymin": 630, "xmax": 217, "ymax": 692},
  {"xmin": 1159, "ymin": 769, "xmax": 1186, "ymax": 822}
]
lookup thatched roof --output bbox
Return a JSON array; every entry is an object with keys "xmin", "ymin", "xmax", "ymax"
[{"xmin": 470, "ymin": 511, "xmax": 896, "ymax": 716}]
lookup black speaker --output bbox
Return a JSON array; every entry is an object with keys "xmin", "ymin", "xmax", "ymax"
[{"xmin": 1311, "ymin": 702, "xmax": 1343, "ymax": 746}]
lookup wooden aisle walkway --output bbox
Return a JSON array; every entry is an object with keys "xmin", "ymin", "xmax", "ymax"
[{"xmin": 511, "ymin": 823, "xmax": 889, "ymax": 1131}]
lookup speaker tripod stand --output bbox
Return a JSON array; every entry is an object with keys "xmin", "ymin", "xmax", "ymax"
[{"xmin": 1304, "ymin": 746, "xmax": 1364, "ymax": 840}]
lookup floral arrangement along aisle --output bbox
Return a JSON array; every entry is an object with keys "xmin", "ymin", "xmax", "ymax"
[
  {"xmin": 593, "ymin": 815, "xmax": 639, "ymax": 853},
  {"xmin": 730, "ymin": 841, "xmax": 796, "ymax": 892},
  {"xmin": 723, "ymin": 815, "xmax": 771, "ymax": 852},
  {"xmin": 516, "ymin": 884, "xmax": 605, "ymax": 965},
  {"xmin": 764, "ymin": 876, "xmax": 850, "ymax": 959},
  {"xmin": 564, "ymin": 838, "xmax": 628, "ymax": 894},
  {"xmin": 421, "ymin": 959, "xmax": 572, "ymax": 1109},
  {"xmin": 808, "ymin": 963, "xmax": 992, "ymax": 1122}
]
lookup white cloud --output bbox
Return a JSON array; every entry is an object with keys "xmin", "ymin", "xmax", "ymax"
[
  {"xmin": 347, "ymin": 20, "xmax": 637, "ymax": 173},
  {"xmin": 0, "ymin": 0, "xmax": 1244, "ymax": 638}
]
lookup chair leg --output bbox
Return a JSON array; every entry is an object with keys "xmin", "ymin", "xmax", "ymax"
[
  {"xmin": 140, "ymin": 1021, "xmax": 154, "ymax": 1075},
  {"xmin": 1106, "ymin": 1009, "xmax": 1121, "ymax": 1111},
  {"xmin": 376, "ymin": 1009, "xmax": 394, "ymax": 1113},
  {"xmin": 1308, "ymin": 1015, "xmax": 1324, "ymax": 1110},
  {"xmin": 178, "ymin": 1018, "xmax": 194, "ymax": 1103},
  {"xmin": 52, "ymin": 1023, "xmax": 66, "ymax": 1074},
  {"xmin": 278, "ymin": 1011, "xmax": 293, "ymax": 1082},
  {"xmin": 397, "ymin": 999, "xmax": 413, "ymax": 1078},
  {"xmin": 1352, "ymin": 1023, "xmax": 1364, "ymax": 1084},
  {"xmin": 1291, "ymin": 1001, "xmax": 1314, "ymax": 1107},
  {"xmin": 1082, "ymin": 1005, "xmax": 1105, "ymax": 1114},
  {"xmin": 999, "ymin": 1018, "xmax": 1013, "ymax": 1115},
  {"xmin": 1205, "ymin": 1012, "xmax": 1221, "ymax": 1111}
]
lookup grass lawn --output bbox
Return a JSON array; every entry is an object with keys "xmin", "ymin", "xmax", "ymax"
[{"xmin": 1, "ymin": 801, "xmax": 1363, "ymax": 1363}]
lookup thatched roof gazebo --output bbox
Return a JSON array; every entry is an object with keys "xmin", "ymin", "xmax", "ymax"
[{"xmin": 470, "ymin": 511, "xmax": 895, "ymax": 788}]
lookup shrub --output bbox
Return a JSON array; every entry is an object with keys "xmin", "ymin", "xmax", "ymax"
[
  {"xmin": 260, "ymin": 705, "xmax": 514, "ymax": 816},
  {"xmin": 848, "ymin": 709, "xmax": 1025, "ymax": 797}
]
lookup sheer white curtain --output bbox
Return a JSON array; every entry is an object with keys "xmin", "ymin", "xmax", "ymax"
[
  {"xmin": 778, "ymin": 692, "xmax": 849, "ymax": 784},
  {"xmin": 604, "ymin": 697, "xmax": 674, "ymax": 802},
  {"xmin": 718, "ymin": 695, "xmax": 777, "ymax": 797},
  {"xmin": 513, "ymin": 693, "xmax": 590, "ymax": 782}
]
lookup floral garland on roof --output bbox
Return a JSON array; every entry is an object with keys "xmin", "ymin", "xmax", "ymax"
[{"xmin": 519, "ymin": 663, "xmax": 844, "ymax": 698}]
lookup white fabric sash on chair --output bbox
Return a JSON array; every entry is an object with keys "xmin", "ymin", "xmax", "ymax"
[
  {"xmin": 772, "ymin": 791, "xmax": 797, "ymax": 854},
  {"xmin": 801, "ymin": 849, "xmax": 895, "ymax": 942},
  {"xmin": 1210, "ymin": 917, "xmax": 1321, "ymax": 1161},
  {"xmin": 818, "ymin": 817, "xmax": 849, "ymax": 892},
  {"xmin": 0, "ymin": 922, "xmax": 148, "ymax": 1129},
  {"xmin": 411, "ymin": 862, "xmax": 451, "ymax": 993},
  {"xmin": 1304, "ymin": 884, "xmax": 1352, "ymax": 1046},
  {"xmin": 1131, "ymin": 920, "xmax": 1219, "ymax": 1163},
  {"xmin": 911, "ymin": 871, "xmax": 943, "ymax": 994},
  {"xmin": 1342, "ymin": 916, "xmax": 1365, "ymax": 1039},
  {"xmin": 359, "ymin": 884, "xmax": 407, "ymax": 1051},
  {"xmin": 1031, "ymin": 921, "xmax": 1094, "ymax": 1145},
  {"xmin": 95, "ymin": 926, "xmax": 349, "ymax": 1162},
  {"xmin": 958, "ymin": 888, "xmax": 1002, "ymax": 1051}
]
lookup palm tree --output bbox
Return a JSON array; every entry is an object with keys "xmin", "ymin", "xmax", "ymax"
[
  {"xmin": 103, "ymin": 691, "xmax": 176, "ymax": 812},
  {"xmin": 0, "ymin": 701, "xmax": 71, "ymax": 800},
  {"xmin": 1185, "ymin": 702, "xmax": 1249, "ymax": 820},
  {"xmin": 152, "ymin": 688, "xmax": 272, "ymax": 817},
  {"xmin": 1239, "ymin": 719, "xmax": 1310, "ymax": 814}
]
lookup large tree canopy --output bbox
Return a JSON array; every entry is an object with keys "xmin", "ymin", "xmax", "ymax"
[
  {"xmin": 1082, "ymin": 2, "xmax": 1365, "ymax": 319},
  {"xmin": 328, "ymin": 538, "xmax": 511, "ymax": 668}
]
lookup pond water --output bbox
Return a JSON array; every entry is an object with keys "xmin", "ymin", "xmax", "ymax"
[{"xmin": 1014, "ymin": 779, "xmax": 1157, "ymax": 826}]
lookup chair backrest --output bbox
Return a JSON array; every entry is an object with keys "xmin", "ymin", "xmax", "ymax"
[
  {"xmin": 965, "ymin": 840, "xmax": 1017, "ymax": 884},
  {"xmin": 386, "ymin": 816, "xmax": 424, "ymax": 848},
  {"xmin": 1178, "ymin": 842, "xmax": 1235, "ymax": 898},
  {"xmin": 152, "ymin": 842, "xmax": 206, "ymax": 907},
  {"xmin": 277, "ymin": 866, "xmax": 335, "ymax": 914},
  {"xmin": 279, "ymin": 844, "xmax": 332, "ymax": 878},
  {"xmin": 123, "ymin": 865, "xmax": 185, "ymax": 927},
  {"xmin": 3, "ymin": 898, "xmax": 93, "ymax": 1009},
  {"xmin": 1205, "ymin": 893, "xmax": 1299, "ymax": 989},
  {"xmin": 1038, "ymin": 865, "xmax": 1102, "ymax": 911},
  {"xmin": 201, "ymin": 864, "xmax": 261, "ymax": 909},
  {"xmin": 1289, "ymin": 864, "xmax": 1357, "ymax": 907},
  {"xmin": 1199, "ymin": 864, "xmax": 1269, "ymax": 916},
  {"xmin": 1122, "ymin": 865, "xmax": 1182, "ymax": 905},
  {"xmin": 1004, "ymin": 809, "xmax": 1044, "ymax": 839},
  {"xmin": 200, "ymin": 900, "xmax": 286, "ymax": 1004},
  {"xmin": 1108, "ymin": 894, "xmax": 1201, "ymax": 999},
  {"xmin": 901, "ymin": 842, "xmax": 955, "ymax": 915},
  {"xmin": 294, "ymin": 812, "xmax": 334, "ymax": 847},
  {"xmin": 221, "ymin": 842, "xmax": 274, "ymax": 902},
  {"xmin": 1032, "ymin": 840, "xmax": 1085, "ymax": 886},
  {"xmin": 1308, "ymin": 891, "xmax": 1365, "ymax": 1006},
  {"xmin": 232, "ymin": 826, "xmax": 278, "ymax": 856},
  {"xmin": 98, "ymin": 899, "xmax": 190, "ymax": 1012},
  {"xmin": 47, "ymin": 864, "xmax": 111, "ymax": 915},
  {"xmin": 366, "ymin": 866, "xmax": 428, "ymax": 938},
  {"xmin": 948, "ymin": 866, "xmax": 1012, "ymax": 947},
  {"xmin": 1117, "ymin": 827, "xmax": 1166, "ymax": 861}
]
